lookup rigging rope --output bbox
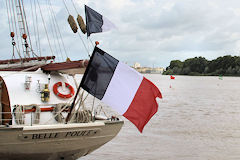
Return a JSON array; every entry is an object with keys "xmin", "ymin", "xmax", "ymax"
[
  {"xmin": 71, "ymin": 0, "xmax": 79, "ymax": 15},
  {"xmin": 15, "ymin": 0, "xmax": 28, "ymax": 58},
  {"xmin": 36, "ymin": 0, "xmax": 54, "ymax": 57},
  {"xmin": 5, "ymin": 0, "xmax": 12, "ymax": 33},
  {"xmin": 34, "ymin": 0, "xmax": 42, "ymax": 56},
  {"xmin": 30, "ymin": 0, "xmax": 40, "ymax": 57},
  {"xmin": 11, "ymin": 0, "xmax": 22, "ymax": 59},
  {"xmin": 78, "ymin": 32, "xmax": 90, "ymax": 57},
  {"xmin": 6, "ymin": 0, "xmax": 22, "ymax": 59},
  {"xmin": 88, "ymin": 37, "xmax": 95, "ymax": 48},
  {"xmin": 5, "ymin": 0, "xmax": 15, "ymax": 59},
  {"xmin": 62, "ymin": 0, "xmax": 71, "ymax": 15},
  {"xmin": 20, "ymin": 0, "xmax": 36, "ymax": 58},
  {"xmin": 48, "ymin": 0, "xmax": 69, "ymax": 59},
  {"xmin": 46, "ymin": 0, "xmax": 63, "ymax": 62},
  {"xmin": 69, "ymin": 0, "xmax": 90, "ymax": 57}
]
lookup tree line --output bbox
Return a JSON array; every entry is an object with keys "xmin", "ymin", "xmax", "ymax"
[{"xmin": 163, "ymin": 55, "xmax": 240, "ymax": 76}]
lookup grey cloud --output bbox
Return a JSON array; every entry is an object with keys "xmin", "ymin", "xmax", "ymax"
[{"xmin": 2, "ymin": 0, "xmax": 240, "ymax": 68}]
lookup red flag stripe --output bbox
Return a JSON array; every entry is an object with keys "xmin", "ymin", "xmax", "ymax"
[{"xmin": 123, "ymin": 77, "xmax": 162, "ymax": 133}]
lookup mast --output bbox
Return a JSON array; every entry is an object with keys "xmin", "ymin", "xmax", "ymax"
[{"xmin": 15, "ymin": 0, "xmax": 30, "ymax": 58}]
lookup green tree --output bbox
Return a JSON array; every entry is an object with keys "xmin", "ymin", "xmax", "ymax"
[
  {"xmin": 183, "ymin": 57, "xmax": 208, "ymax": 74},
  {"xmin": 164, "ymin": 55, "xmax": 240, "ymax": 76},
  {"xmin": 169, "ymin": 60, "xmax": 183, "ymax": 69}
]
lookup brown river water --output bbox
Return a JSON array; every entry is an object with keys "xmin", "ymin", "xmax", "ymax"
[{"xmin": 81, "ymin": 75, "xmax": 240, "ymax": 160}]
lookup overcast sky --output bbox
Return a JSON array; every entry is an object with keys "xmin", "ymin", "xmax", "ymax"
[{"xmin": 1, "ymin": 0, "xmax": 240, "ymax": 68}]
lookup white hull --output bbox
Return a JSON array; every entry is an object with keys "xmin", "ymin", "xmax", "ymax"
[
  {"xmin": 0, "ymin": 120, "xmax": 123, "ymax": 160},
  {"xmin": 0, "ymin": 71, "xmax": 124, "ymax": 159},
  {"xmin": 1, "ymin": 1, "xmax": 125, "ymax": 159}
]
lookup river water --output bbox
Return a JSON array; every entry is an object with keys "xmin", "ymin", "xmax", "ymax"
[{"xmin": 81, "ymin": 75, "xmax": 240, "ymax": 160}]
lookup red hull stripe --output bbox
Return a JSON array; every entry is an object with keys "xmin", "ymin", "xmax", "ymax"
[{"xmin": 123, "ymin": 77, "xmax": 162, "ymax": 133}]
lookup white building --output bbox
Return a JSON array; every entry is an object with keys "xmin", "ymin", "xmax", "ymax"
[{"xmin": 133, "ymin": 62, "xmax": 141, "ymax": 68}]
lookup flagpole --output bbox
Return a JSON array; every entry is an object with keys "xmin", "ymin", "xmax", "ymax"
[
  {"xmin": 65, "ymin": 82, "xmax": 82, "ymax": 123},
  {"xmin": 65, "ymin": 42, "xmax": 99, "ymax": 123}
]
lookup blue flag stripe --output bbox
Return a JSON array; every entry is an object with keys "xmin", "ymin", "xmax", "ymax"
[
  {"xmin": 80, "ymin": 47, "xmax": 119, "ymax": 99},
  {"xmin": 85, "ymin": 5, "xmax": 103, "ymax": 37}
]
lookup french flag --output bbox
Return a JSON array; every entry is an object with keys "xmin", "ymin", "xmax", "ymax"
[
  {"xmin": 85, "ymin": 5, "xmax": 116, "ymax": 37},
  {"xmin": 80, "ymin": 47, "xmax": 162, "ymax": 132}
]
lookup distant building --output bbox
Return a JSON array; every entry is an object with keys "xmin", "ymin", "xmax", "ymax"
[
  {"xmin": 136, "ymin": 67, "xmax": 164, "ymax": 74},
  {"xmin": 133, "ymin": 62, "xmax": 141, "ymax": 68},
  {"xmin": 149, "ymin": 67, "xmax": 164, "ymax": 74},
  {"xmin": 132, "ymin": 62, "xmax": 164, "ymax": 74}
]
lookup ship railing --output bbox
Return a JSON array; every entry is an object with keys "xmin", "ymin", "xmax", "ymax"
[
  {"xmin": 0, "ymin": 111, "xmax": 41, "ymax": 126},
  {"xmin": 0, "ymin": 109, "xmax": 94, "ymax": 126}
]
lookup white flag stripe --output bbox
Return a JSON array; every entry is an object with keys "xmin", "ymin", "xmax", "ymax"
[
  {"xmin": 102, "ymin": 16, "xmax": 117, "ymax": 32},
  {"xmin": 102, "ymin": 62, "xmax": 143, "ymax": 115}
]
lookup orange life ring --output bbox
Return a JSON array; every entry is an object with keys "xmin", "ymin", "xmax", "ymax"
[{"xmin": 53, "ymin": 82, "xmax": 75, "ymax": 99}]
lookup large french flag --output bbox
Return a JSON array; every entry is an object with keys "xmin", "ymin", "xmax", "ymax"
[
  {"xmin": 80, "ymin": 47, "xmax": 162, "ymax": 132},
  {"xmin": 85, "ymin": 5, "xmax": 116, "ymax": 37}
]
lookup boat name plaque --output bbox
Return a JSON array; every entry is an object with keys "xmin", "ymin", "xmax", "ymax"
[{"xmin": 19, "ymin": 129, "xmax": 100, "ymax": 141}]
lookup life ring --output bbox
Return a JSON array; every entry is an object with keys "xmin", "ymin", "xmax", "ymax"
[{"xmin": 53, "ymin": 82, "xmax": 75, "ymax": 99}]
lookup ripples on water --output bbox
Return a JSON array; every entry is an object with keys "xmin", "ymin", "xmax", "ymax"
[{"xmin": 81, "ymin": 75, "xmax": 240, "ymax": 160}]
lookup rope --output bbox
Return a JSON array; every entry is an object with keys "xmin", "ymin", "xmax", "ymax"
[
  {"xmin": 5, "ymin": 0, "xmax": 12, "ymax": 33},
  {"xmin": 70, "ymin": 0, "xmax": 79, "ymax": 15},
  {"xmin": 30, "ymin": 0, "xmax": 40, "ymax": 58},
  {"xmin": 11, "ymin": 0, "xmax": 22, "ymax": 59},
  {"xmin": 77, "ymin": 90, "xmax": 85, "ymax": 111},
  {"xmin": 13, "ymin": 105, "xmax": 25, "ymax": 125},
  {"xmin": 91, "ymin": 96, "xmax": 95, "ymax": 120},
  {"xmin": 21, "ymin": 0, "xmax": 35, "ymax": 57},
  {"xmin": 99, "ymin": 106, "xmax": 109, "ymax": 118},
  {"xmin": 65, "ymin": 90, "xmax": 92, "ymax": 123},
  {"xmin": 16, "ymin": 0, "xmax": 30, "ymax": 58},
  {"xmin": 6, "ymin": 0, "xmax": 16, "ymax": 59},
  {"xmin": 34, "ymin": 0, "xmax": 42, "ymax": 56},
  {"xmin": 1, "ymin": 63, "xmax": 48, "ymax": 79},
  {"xmin": 68, "ymin": 0, "xmax": 90, "ymax": 57},
  {"xmin": 53, "ymin": 103, "xmax": 65, "ymax": 123},
  {"xmin": 70, "ymin": 0, "xmax": 92, "ymax": 55},
  {"xmin": 36, "ymin": 0, "xmax": 55, "ymax": 57},
  {"xmin": 6, "ymin": 0, "xmax": 22, "ymax": 59},
  {"xmin": 62, "ymin": 0, "xmax": 71, "ymax": 15},
  {"xmin": 24, "ymin": 105, "xmax": 41, "ymax": 124},
  {"xmin": 78, "ymin": 32, "xmax": 90, "ymax": 57},
  {"xmin": 48, "ymin": 0, "xmax": 69, "ymax": 59},
  {"xmin": 7, "ymin": 0, "xmax": 15, "ymax": 59},
  {"xmin": 89, "ymin": 37, "xmax": 95, "ymax": 48},
  {"xmin": 33, "ymin": 105, "xmax": 41, "ymax": 124},
  {"xmin": 15, "ymin": 0, "xmax": 27, "ymax": 58},
  {"xmin": 47, "ymin": 1, "xmax": 63, "ymax": 62},
  {"xmin": 76, "ymin": 110, "xmax": 92, "ymax": 123},
  {"xmin": 71, "ymin": 75, "xmax": 87, "ymax": 112},
  {"xmin": 44, "ymin": 102, "xmax": 72, "ymax": 124},
  {"xmin": 8, "ymin": 0, "xmax": 15, "ymax": 34}
]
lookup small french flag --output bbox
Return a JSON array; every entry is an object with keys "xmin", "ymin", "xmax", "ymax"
[
  {"xmin": 80, "ymin": 47, "xmax": 162, "ymax": 133},
  {"xmin": 85, "ymin": 5, "xmax": 116, "ymax": 37}
]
